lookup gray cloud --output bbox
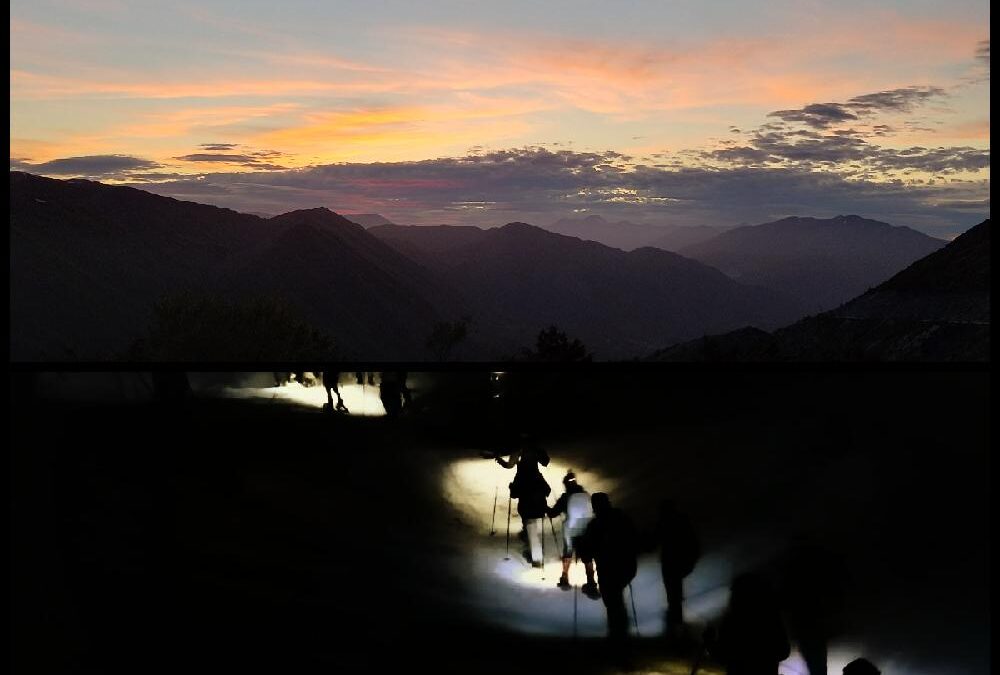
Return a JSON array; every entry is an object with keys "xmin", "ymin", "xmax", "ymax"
[
  {"xmin": 175, "ymin": 149, "xmax": 288, "ymax": 170},
  {"xmin": 845, "ymin": 86, "xmax": 947, "ymax": 114},
  {"xmin": 126, "ymin": 146, "xmax": 987, "ymax": 238},
  {"xmin": 768, "ymin": 87, "xmax": 947, "ymax": 130},
  {"xmin": 870, "ymin": 146, "xmax": 991, "ymax": 173},
  {"xmin": 706, "ymin": 129, "xmax": 989, "ymax": 180},
  {"xmin": 975, "ymin": 39, "xmax": 990, "ymax": 80},
  {"xmin": 769, "ymin": 103, "xmax": 859, "ymax": 129},
  {"xmin": 717, "ymin": 81, "xmax": 986, "ymax": 183},
  {"xmin": 10, "ymin": 154, "xmax": 161, "ymax": 177},
  {"xmin": 175, "ymin": 153, "xmax": 260, "ymax": 163},
  {"xmin": 199, "ymin": 143, "xmax": 239, "ymax": 151}
]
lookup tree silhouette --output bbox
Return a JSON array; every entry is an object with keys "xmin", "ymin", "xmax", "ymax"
[
  {"xmin": 425, "ymin": 316, "xmax": 470, "ymax": 361},
  {"xmin": 521, "ymin": 325, "xmax": 592, "ymax": 362},
  {"xmin": 129, "ymin": 293, "xmax": 338, "ymax": 361}
]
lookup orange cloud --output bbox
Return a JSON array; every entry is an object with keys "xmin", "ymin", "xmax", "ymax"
[
  {"xmin": 11, "ymin": 8, "xmax": 986, "ymax": 168},
  {"xmin": 10, "ymin": 69, "xmax": 392, "ymax": 100},
  {"xmin": 115, "ymin": 103, "xmax": 303, "ymax": 138},
  {"xmin": 253, "ymin": 101, "xmax": 542, "ymax": 162}
]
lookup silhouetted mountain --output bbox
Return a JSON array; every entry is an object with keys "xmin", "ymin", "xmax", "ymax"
[
  {"xmin": 653, "ymin": 220, "xmax": 990, "ymax": 362},
  {"xmin": 544, "ymin": 214, "xmax": 664, "ymax": 250},
  {"xmin": 424, "ymin": 222, "xmax": 803, "ymax": 358},
  {"xmin": 10, "ymin": 173, "xmax": 472, "ymax": 360},
  {"xmin": 368, "ymin": 223, "xmax": 488, "ymax": 268},
  {"xmin": 679, "ymin": 215, "xmax": 946, "ymax": 313},
  {"xmin": 644, "ymin": 224, "xmax": 730, "ymax": 252},
  {"xmin": 344, "ymin": 213, "xmax": 395, "ymax": 228},
  {"xmin": 214, "ymin": 209, "xmax": 471, "ymax": 359},
  {"xmin": 11, "ymin": 172, "xmax": 279, "ymax": 359},
  {"xmin": 24, "ymin": 172, "xmax": 951, "ymax": 361},
  {"xmin": 835, "ymin": 218, "xmax": 990, "ymax": 323},
  {"xmin": 543, "ymin": 214, "xmax": 729, "ymax": 252}
]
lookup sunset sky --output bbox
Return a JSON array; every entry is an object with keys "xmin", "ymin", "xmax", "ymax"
[{"xmin": 10, "ymin": 0, "xmax": 990, "ymax": 236}]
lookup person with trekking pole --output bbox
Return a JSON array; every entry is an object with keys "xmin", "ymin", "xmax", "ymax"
[
  {"xmin": 494, "ymin": 436, "xmax": 551, "ymax": 567},
  {"xmin": 548, "ymin": 470, "xmax": 598, "ymax": 595}
]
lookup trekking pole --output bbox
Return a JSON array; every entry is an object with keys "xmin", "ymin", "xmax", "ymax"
[
  {"xmin": 541, "ymin": 518, "xmax": 545, "ymax": 569},
  {"xmin": 689, "ymin": 640, "xmax": 708, "ymax": 675},
  {"xmin": 504, "ymin": 495, "xmax": 512, "ymax": 559},
  {"xmin": 573, "ymin": 580, "xmax": 578, "ymax": 640},
  {"xmin": 628, "ymin": 583, "xmax": 641, "ymax": 637},
  {"xmin": 489, "ymin": 485, "xmax": 498, "ymax": 536}
]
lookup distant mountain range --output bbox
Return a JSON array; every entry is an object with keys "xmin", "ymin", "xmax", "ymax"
[
  {"xmin": 544, "ymin": 214, "xmax": 728, "ymax": 251},
  {"xmin": 678, "ymin": 215, "xmax": 946, "ymax": 314},
  {"xmin": 367, "ymin": 223, "xmax": 488, "ymax": 269},
  {"xmin": 10, "ymin": 172, "xmax": 983, "ymax": 361},
  {"xmin": 371, "ymin": 221, "xmax": 802, "ymax": 358},
  {"xmin": 344, "ymin": 213, "xmax": 395, "ymax": 228},
  {"xmin": 652, "ymin": 219, "xmax": 990, "ymax": 362}
]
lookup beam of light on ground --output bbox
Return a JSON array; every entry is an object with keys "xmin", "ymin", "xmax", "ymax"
[
  {"xmin": 217, "ymin": 381, "xmax": 387, "ymax": 416},
  {"xmin": 440, "ymin": 453, "xmax": 798, "ymax": 663}
]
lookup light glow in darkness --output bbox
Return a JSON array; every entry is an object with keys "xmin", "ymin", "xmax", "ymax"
[
  {"xmin": 443, "ymin": 456, "xmax": 694, "ymax": 640},
  {"xmin": 441, "ymin": 455, "xmax": 932, "ymax": 675},
  {"xmin": 9, "ymin": 0, "xmax": 989, "ymax": 236},
  {"xmin": 218, "ymin": 380, "xmax": 388, "ymax": 416}
]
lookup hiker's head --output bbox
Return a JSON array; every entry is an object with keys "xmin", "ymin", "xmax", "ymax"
[
  {"xmin": 591, "ymin": 492, "xmax": 612, "ymax": 516},
  {"xmin": 563, "ymin": 470, "xmax": 577, "ymax": 487},
  {"xmin": 843, "ymin": 659, "xmax": 880, "ymax": 675}
]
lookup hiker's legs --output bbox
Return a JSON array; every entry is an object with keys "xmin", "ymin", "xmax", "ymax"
[{"xmin": 525, "ymin": 518, "xmax": 543, "ymax": 564}]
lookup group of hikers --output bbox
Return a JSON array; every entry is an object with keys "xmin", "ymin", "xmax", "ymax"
[
  {"xmin": 273, "ymin": 371, "xmax": 411, "ymax": 417},
  {"xmin": 492, "ymin": 439, "xmax": 880, "ymax": 675}
]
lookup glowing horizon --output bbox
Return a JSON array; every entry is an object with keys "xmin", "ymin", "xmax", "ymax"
[{"xmin": 9, "ymin": 0, "xmax": 990, "ymax": 236}]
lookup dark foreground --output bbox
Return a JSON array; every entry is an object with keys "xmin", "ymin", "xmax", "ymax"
[{"xmin": 10, "ymin": 369, "xmax": 990, "ymax": 674}]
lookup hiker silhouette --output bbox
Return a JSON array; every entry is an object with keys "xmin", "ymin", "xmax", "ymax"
[
  {"xmin": 654, "ymin": 498, "xmax": 700, "ymax": 637},
  {"xmin": 778, "ymin": 534, "xmax": 851, "ymax": 675},
  {"xmin": 577, "ymin": 492, "xmax": 639, "ymax": 667},
  {"xmin": 379, "ymin": 372, "xmax": 409, "ymax": 418},
  {"xmin": 842, "ymin": 658, "xmax": 880, "ymax": 675},
  {"xmin": 547, "ymin": 470, "xmax": 597, "ymax": 591},
  {"xmin": 711, "ymin": 572, "xmax": 790, "ymax": 675},
  {"xmin": 496, "ymin": 438, "xmax": 551, "ymax": 566},
  {"xmin": 321, "ymin": 370, "xmax": 348, "ymax": 413}
]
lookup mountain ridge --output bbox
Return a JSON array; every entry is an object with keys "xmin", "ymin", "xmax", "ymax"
[
  {"xmin": 652, "ymin": 219, "xmax": 990, "ymax": 362},
  {"xmin": 678, "ymin": 214, "xmax": 946, "ymax": 313}
]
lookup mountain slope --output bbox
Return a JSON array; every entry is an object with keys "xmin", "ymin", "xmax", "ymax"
[
  {"xmin": 213, "ymin": 209, "xmax": 473, "ymax": 359},
  {"xmin": 344, "ymin": 213, "xmax": 395, "ymax": 228},
  {"xmin": 543, "ymin": 214, "xmax": 728, "ymax": 252},
  {"xmin": 544, "ymin": 215, "xmax": 665, "ymax": 250},
  {"xmin": 429, "ymin": 222, "xmax": 803, "ymax": 358},
  {"xmin": 10, "ymin": 172, "xmax": 280, "ymax": 359},
  {"xmin": 679, "ymin": 215, "xmax": 946, "ymax": 313},
  {"xmin": 643, "ymin": 224, "xmax": 730, "ymax": 252},
  {"xmin": 368, "ymin": 223, "xmax": 489, "ymax": 268},
  {"xmin": 653, "ymin": 219, "xmax": 991, "ymax": 362},
  {"xmin": 834, "ymin": 218, "xmax": 990, "ymax": 324},
  {"xmin": 9, "ymin": 173, "xmax": 473, "ymax": 360}
]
